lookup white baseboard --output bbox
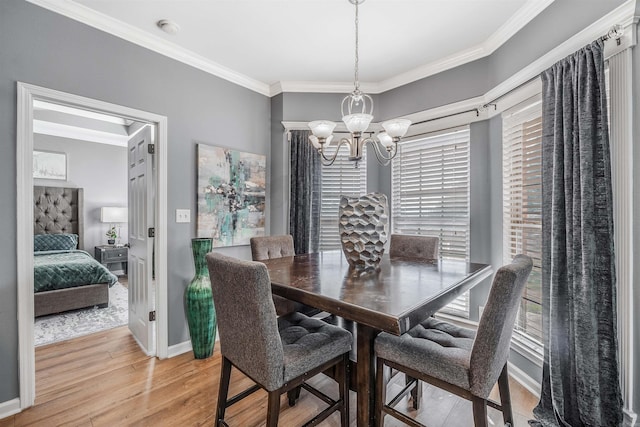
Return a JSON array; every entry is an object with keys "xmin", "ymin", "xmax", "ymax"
[
  {"xmin": 0, "ymin": 398, "xmax": 21, "ymax": 419},
  {"xmin": 167, "ymin": 340, "xmax": 192, "ymax": 358},
  {"xmin": 508, "ymin": 361, "xmax": 541, "ymax": 398},
  {"xmin": 623, "ymin": 409, "xmax": 638, "ymax": 427}
]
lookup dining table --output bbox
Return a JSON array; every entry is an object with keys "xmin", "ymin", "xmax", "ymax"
[{"xmin": 261, "ymin": 249, "xmax": 493, "ymax": 427}]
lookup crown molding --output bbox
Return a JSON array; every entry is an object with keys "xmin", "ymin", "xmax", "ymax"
[
  {"xmin": 25, "ymin": 0, "xmax": 271, "ymax": 96},
  {"xmin": 485, "ymin": 0, "xmax": 636, "ymax": 106},
  {"xmin": 483, "ymin": 0, "xmax": 555, "ymax": 54},
  {"xmin": 33, "ymin": 120, "xmax": 129, "ymax": 147},
  {"xmin": 272, "ymin": 81, "xmax": 380, "ymax": 96},
  {"xmin": 276, "ymin": 0, "xmax": 555, "ymax": 95},
  {"xmin": 28, "ymin": 0, "xmax": 556, "ymax": 98}
]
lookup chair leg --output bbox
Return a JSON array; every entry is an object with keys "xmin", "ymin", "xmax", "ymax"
[
  {"xmin": 287, "ymin": 387, "xmax": 302, "ymax": 407},
  {"xmin": 407, "ymin": 375, "xmax": 422, "ymax": 410},
  {"xmin": 497, "ymin": 364, "xmax": 514, "ymax": 426},
  {"xmin": 266, "ymin": 391, "xmax": 281, "ymax": 427},
  {"xmin": 471, "ymin": 396, "xmax": 488, "ymax": 427},
  {"xmin": 216, "ymin": 357, "xmax": 232, "ymax": 426},
  {"xmin": 375, "ymin": 356, "xmax": 387, "ymax": 427},
  {"xmin": 338, "ymin": 353, "xmax": 350, "ymax": 426}
]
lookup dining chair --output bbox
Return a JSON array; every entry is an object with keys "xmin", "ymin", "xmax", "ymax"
[
  {"xmin": 250, "ymin": 235, "xmax": 320, "ymax": 317},
  {"xmin": 207, "ymin": 252, "xmax": 352, "ymax": 427},
  {"xmin": 387, "ymin": 233, "xmax": 440, "ymax": 409},
  {"xmin": 374, "ymin": 254, "xmax": 533, "ymax": 427},
  {"xmin": 389, "ymin": 234, "xmax": 439, "ymax": 260}
]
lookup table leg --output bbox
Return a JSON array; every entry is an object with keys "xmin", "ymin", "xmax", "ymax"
[{"xmin": 356, "ymin": 323, "xmax": 378, "ymax": 427}]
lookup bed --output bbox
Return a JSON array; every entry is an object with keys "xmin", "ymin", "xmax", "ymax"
[{"xmin": 34, "ymin": 186, "xmax": 118, "ymax": 317}]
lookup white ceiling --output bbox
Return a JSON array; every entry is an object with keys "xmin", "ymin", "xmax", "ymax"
[{"xmin": 31, "ymin": 0, "xmax": 554, "ymax": 96}]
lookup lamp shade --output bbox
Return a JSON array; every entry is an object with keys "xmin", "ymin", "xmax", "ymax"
[
  {"xmin": 100, "ymin": 207, "xmax": 128, "ymax": 223},
  {"xmin": 381, "ymin": 118, "xmax": 411, "ymax": 138},
  {"xmin": 308, "ymin": 120, "xmax": 337, "ymax": 138},
  {"xmin": 343, "ymin": 113, "xmax": 373, "ymax": 133},
  {"xmin": 377, "ymin": 132, "xmax": 394, "ymax": 148}
]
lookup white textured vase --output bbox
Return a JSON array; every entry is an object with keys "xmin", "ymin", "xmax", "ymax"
[{"xmin": 338, "ymin": 193, "xmax": 389, "ymax": 270}]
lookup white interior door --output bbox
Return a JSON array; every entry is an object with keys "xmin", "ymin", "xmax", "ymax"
[{"xmin": 128, "ymin": 125, "xmax": 155, "ymax": 355}]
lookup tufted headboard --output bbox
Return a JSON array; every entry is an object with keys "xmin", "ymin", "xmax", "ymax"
[{"xmin": 34, "ymin": 186, "xmax": 84, "ymax": 250}]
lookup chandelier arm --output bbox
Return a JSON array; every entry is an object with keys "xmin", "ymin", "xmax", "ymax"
[
  {"xmin": 318, "ymin": 138, "xmax": 352, "ymax": 166},
  {"xmin": 362, "ymin": 138, "xmax": 397, "ymax": 166}
]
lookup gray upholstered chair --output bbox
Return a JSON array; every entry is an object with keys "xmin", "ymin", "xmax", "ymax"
[
  {"xmin": 206, "ymin": 252, "xmax": 352, "ymax": 427},
  {"xmin": 250, "ymin": 235, "xmax": 320, "ymax": 317},
  {"xmin": 374, "ymin": 255, "xmax": 533, "ymax": 427},
  {"xmin": 387, "ymin": 233, "xmax": 440, "ymax": 408},
  {"xmin": 389, "ymin": 234, "xmax": 439, "ymax": 260}
]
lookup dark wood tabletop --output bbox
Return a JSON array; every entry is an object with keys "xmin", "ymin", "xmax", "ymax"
[
  {"xmin": 263, "ymin": 250, "xmax": 492, "ymax": 334},
  {"xmin": 262, "ymin": 250, "xmax": 492, "ymax": 427}
]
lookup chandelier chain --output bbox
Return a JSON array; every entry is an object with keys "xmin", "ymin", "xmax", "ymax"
[{"xmin": 354, "ymin": 0, "xmax": 359, "ymax": 91}]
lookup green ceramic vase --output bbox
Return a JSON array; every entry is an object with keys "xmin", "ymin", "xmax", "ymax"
[{"xmin": 185, "ymin": 238, "xmax": 216, "ymax": 359}]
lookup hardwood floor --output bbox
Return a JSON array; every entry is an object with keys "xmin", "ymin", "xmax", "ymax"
[{"xmin": 0, "ymin": 326, "xmax": 537, "ymax": 426}]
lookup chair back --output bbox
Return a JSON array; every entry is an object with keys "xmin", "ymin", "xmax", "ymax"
[
  {"xmin": 469, "ymin": 254, "xmax": 533, "ymax": 397},
  {"xmin": 389, "ymin": 234, "xmax": 439, "ymax": 260},
  {"xmin": 250, "ymin": 235, "xmax": 296, "ymax": 261},
  {"xmin": 206, "ymin": 252, "xmax": 285, "ymax": 390}
]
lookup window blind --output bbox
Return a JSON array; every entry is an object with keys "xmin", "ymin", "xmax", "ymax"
[
  {"xmin": 317, "ymin": 145, "xmax": 367, "ymax": 251},
  {"xmin": 391, "ymin": 126, "xmax": 470, "ymax": 317},
  {"xmin": 502, "ymin": 95, "xmax": 543, "ymax": 348}
]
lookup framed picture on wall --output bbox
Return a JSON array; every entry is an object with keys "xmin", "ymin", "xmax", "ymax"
[
  {"xmin": 197, "ymin": 143, "xmax": 266, "ymax": 247},
  {"xmin": 33, "ymin": 150, "xmax": 67, "ymax": 180}
]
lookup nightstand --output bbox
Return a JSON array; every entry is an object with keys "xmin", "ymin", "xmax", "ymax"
[{"xmin": 95, "ymin": 245, "xmax": 128, "ymax": 274}]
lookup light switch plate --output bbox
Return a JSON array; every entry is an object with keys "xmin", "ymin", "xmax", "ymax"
[{"xmin": 176, "ymin": 209, "xmax": 191, "ymax": 223}]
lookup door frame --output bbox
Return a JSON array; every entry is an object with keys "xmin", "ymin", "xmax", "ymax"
[{"xmin": 16, "ymin": 82, "xmax": 169, "ymax": 409}]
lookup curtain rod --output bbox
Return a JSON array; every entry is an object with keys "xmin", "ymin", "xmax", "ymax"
[{"xmin": 411, "ymin": 24, "xmax": 624, "ymax": 128}]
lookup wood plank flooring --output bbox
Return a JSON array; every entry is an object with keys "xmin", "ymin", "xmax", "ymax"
[{"xmin": 0, "ymin": 326, "xmax": 537, "ymax": 426}]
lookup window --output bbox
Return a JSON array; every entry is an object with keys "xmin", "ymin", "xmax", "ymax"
[
  {"xmin": 391, "ymin": 126, "xmax": 470, "ymax": 317},
  {"xmin": 316, "ymin": 144, "xmax": 367, "ymax": 250},
  {"xmin": 502, "ymin": 95, "xmax": 543, "ymax": 349}
]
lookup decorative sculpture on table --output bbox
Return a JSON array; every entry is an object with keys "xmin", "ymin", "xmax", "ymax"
[{"xmin": 339, "ymin": 193, "xmax": 389, "ymax": 270}]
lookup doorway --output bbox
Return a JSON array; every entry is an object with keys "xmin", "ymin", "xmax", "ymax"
[{"xmin": 16, "ymin": 82, "xmax": 169, "ymax": 409}]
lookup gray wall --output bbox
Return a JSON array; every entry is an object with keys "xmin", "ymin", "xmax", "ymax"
[
  {"xmin": 0, "ymin": 0, "xmax": 270, "ymax": 403},
  {"xmin": 34, "ymin": 135, "xmax": 129, "ymax": 253}
]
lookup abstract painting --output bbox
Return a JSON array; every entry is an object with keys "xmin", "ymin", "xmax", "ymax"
[
  {"xmin": 33, "ymin": 150, "xmax": 67, "ymax": 180},
  {"xmin": 197, "ymin": 144, "xmax": 266, "ymax": 247}
]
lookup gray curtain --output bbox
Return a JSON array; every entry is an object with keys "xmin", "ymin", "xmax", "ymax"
[
  {"xmin": 289, "ymin": 130, "xmax": 320, "ymax": 254},
  {"xmin": 531, "ymin": 39, "xmax": 623, "ymax": 427}
]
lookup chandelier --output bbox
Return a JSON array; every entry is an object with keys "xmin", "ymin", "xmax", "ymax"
[{"xmin": 308, "ymin": 0, "xmax": 411, "ymax": 167}]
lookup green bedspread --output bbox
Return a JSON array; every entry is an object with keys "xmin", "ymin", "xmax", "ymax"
[{"xmin": 34, "ymin": 250, "xmax": 118, "ymax": 293}]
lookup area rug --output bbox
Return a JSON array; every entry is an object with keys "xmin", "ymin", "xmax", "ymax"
[{"xmin": 34, "ymin": 282, "xmax": 128, "ymax": 346}]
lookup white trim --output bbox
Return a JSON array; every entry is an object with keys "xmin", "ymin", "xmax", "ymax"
[
  {"xmin": 485, "ymin": 0, "xmax": 635, "ymax": 109},
  {"xmin": 17, "ymin": 83, "xmax": 35, "ymax": 409},
  {"xmin": 167, "ymin": 340, "xmax": 193, "ymax": 358},
  {"xmin": 16, "ymin": 82, "xmax": 169, "ymax": 408},
  {"xmin": 0, "ymin": 398, "xmax": 21, "ymax": 419},
  {"xmin": 508, "ymin": 361, "xmax": 541, "ymax": 398},
  {"xmin": 609, "ymin": 47, "xmax": 637, "ymax": 427},
  {"xmin": 623, "ymin": 410, "xmax": 638, "ymax": 427},
  {"xmin": 483, "ymin": 0, "xmax": 555, "ymax": 55},
  {"xmin": 25, "ymin": 0, "xmax": 270, "ymax": 97},
  {"xmin": 274, "ymin": 81, "xmax": 379, "ymax": 95},
  {"xmin": 33, "ymin": 120, "xmax": 129, "ymax": 147},
  {"xmin": 26, "ymin": 0, "xmax": 552, "ymax": 97},
  {"xmin": 24, "ymin": 0, "xmax": 631, "ymax": 100},
  {"xmin": 399, "ymin": 0, "xmax": 634, "ymax": 130}
]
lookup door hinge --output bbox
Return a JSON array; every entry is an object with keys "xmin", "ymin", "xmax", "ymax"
[
  {"xmin": 147, "ymin": 144, "xmax": 155, "ymax": 154},
  {"xmin": 149, "ymin": 311, "xmax": 156, "ymax": 322},
  {"xmin": 148, "ymin": 227, "xmax": 155, "ymax": 238}
]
